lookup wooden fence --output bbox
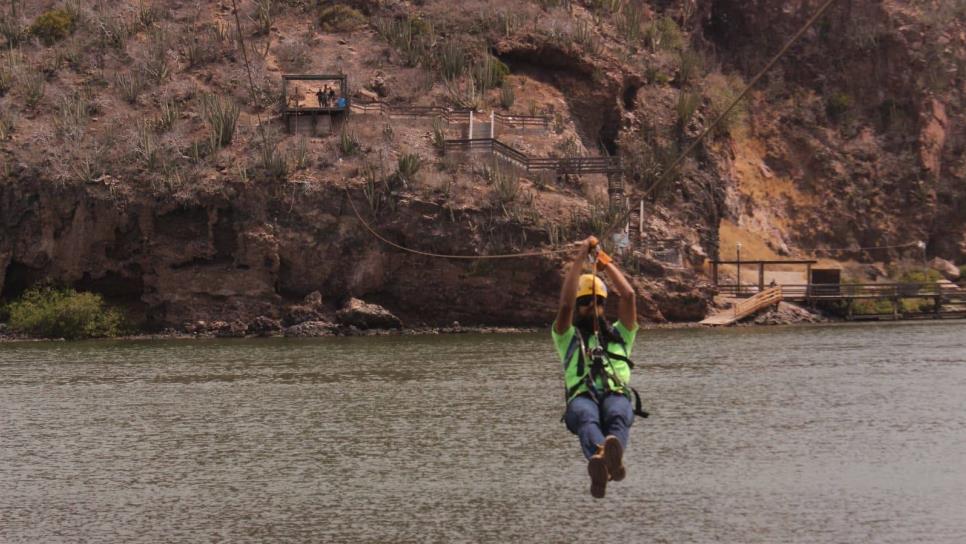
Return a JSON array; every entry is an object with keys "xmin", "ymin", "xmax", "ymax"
[
  {"xmin": 443, "ymin": 138, "xmax": 622, "ymax": 175},
  {"xmin": 718, "ymin": 282, "xmax": 966, "ymax": 302},
  {"xmin": 349, "ymin": 103, "xmax": 548, "ymax": 129}
]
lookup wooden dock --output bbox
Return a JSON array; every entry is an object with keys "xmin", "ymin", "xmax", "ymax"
[
  {"xmin": 701, "ymin": 286, "xmax": 783, "ymax": 326},
  {"xmin": 708, "ymin": 282, "xmax": 966, "ymax": 323}
]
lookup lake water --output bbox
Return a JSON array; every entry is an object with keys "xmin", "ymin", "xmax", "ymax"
[{"xmin": 1, "ymin": 321, "xmax": 965, "ymax": 543}]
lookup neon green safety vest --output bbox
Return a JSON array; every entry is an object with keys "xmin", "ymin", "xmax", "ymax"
[{"xmin": 552, "ymin": 322, "xmax": 636, "ymax": 402}]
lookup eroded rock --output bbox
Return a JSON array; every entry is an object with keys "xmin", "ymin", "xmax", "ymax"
[
  {"xmin": 336, "ymin": 297, "xmax": 402, "ymax": 329},
  {"xmin": 929, "ymin": 257, "xmax": 960, "ymax": 281},
  {"xmin": 249, "ymin": 316, "xmax": 282, "ymax": 336},
  {"xmin": 284, "ymin": 320, "xmax": 338, "ymax": 337}
]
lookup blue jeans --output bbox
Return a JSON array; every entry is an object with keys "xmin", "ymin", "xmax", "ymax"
[{"xmin": 564, "ymin": 392, "xmax": 635, "ymax": 459}]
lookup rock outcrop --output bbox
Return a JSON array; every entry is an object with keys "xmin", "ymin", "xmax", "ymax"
[{"xmin": 336, "ymin": 298, "xmax": 403, "ymax": 330}]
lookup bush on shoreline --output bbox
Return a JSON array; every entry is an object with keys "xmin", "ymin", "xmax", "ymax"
[{"xmin": 7, "ymin": 286, "xmax": 122, "ymax": 340}]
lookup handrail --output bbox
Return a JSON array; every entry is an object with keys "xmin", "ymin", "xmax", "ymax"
[
  {"xmin": 734, "ymin": 286, "xmax": 783, "ymax": 318},
  {"xmin": 719, "ymin": 282, "xmax": 952, "ymax": 299},
  {"xmin": 444, "ymin": 138, "xmax": 622, "ymax": 174},
  {"xmin": 351, "ymin": 102, "xmax": 548, "ymax": 129}
]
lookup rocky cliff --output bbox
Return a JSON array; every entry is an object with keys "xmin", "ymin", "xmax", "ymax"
[{"xmin": 0, "ymin": 0, "xmax": 962, "ymax": 331}]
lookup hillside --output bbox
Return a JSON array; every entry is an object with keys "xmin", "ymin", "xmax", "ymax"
[{"xmin": 1, "ymin": 0, "xmax": 963, "ymax": 332}]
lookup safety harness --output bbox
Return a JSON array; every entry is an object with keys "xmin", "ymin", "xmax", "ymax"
[{"xmin": 562, "ymin": 326, "xmax": 649, "ymax": 419}]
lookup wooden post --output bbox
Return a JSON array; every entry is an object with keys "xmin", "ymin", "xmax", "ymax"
[
  {"xmin": 469, "ymin": 111, "xmax": 474, "ymax": 139},
  {"xmin": 935, "ymin": 295, "xmax": 942, "ymax": 317},
  {"xmin": 805, "ymin": 263, "xmax": 813, "ymax": 302},
  {"xmin": 490, "ymin": 110, "xmax": 495, "ymax": 139},
  {"xmin": 758, "ymin": 262, "xmax": 765, "ymax": 293},
  {"xmin": 639, "ymin": 199, "xmax": 644, "ymax": 237},
  {"xmin": 712, "ymin": 261, "xmax": 719, "ymax": 286},
  {"xmin": 892, "ymin": 297, "xmax": 899, "ymax": 320},
  {"xmin": 846, "ymin": 299, "xmax": 854, "ymax": 320}
]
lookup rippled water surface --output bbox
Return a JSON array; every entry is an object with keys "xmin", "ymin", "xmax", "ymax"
[{"xmin": 2, "ymin": 321, "xmax": 966, "ymax": 543}]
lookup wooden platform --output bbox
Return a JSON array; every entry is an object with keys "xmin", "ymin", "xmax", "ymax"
[{"xmin": 701, "ymin": 287, "xmax": 783, "ymax": 326}]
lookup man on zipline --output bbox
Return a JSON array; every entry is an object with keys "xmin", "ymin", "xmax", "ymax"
[{"xmin": 553, "ymin": 236, "xmax": 642, "ymax": 499}]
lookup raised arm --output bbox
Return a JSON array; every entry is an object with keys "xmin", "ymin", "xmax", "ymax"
[
  {"xmin": 554, "ymin": 237, "xmax": 596, "ymax": 334},
  {"xmin": 600, "ymin": 259, "xmax": 637, "ymax": 330}
]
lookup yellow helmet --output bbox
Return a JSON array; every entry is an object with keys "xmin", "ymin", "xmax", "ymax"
[{"xmin": 576, "ymin": 274, "xmax": 607, "ymax": 299}]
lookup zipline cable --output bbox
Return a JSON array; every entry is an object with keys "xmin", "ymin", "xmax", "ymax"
[
  {"xmin": 611, "ymin": 0, "xmax": 842, "ymax": 229},
  {"xmin": 344, "ymin": 188, "xmax": 573, "ymax": 259}
]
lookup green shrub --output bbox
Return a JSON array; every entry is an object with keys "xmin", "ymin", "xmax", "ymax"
[
  {"xmin": 319, "ymin": 5, "xmax": 366, "ymax": 32},
  {"xmin": 201, "ymin": 94, "xmax": 240, "ymax": 150},
  {"xmin": 675, "ymin": 90, "xmax": 700, "ymax": 130},
  {"xmin": 644, "ymin": 16, "xmax": 684, "ymax": 51},
  {"xmin": 143, "ymin": 27, "xmax": 171, "ymax": 85},
  {"xmin": 255, "ymin": 140, "xmax": 288, "ymax": 181},
  {"xmin": 8, "ymin": 286, "xmax": 122, "ymax": 339},
  {"xmin": 374, "ymin": 15, "xmax": 434, "ymax": 67},
  {"xmin": 338, "ymin": 124, "xmax": 359, "ymax": 155},
  {"xmin": 678, "ymin": 49, "xmax": 703, "ymax": 86},
  {"xmin": 850, "ymin": 298, "xmax": 896, "ymax": 316},
  {"xmin": 705, "ymin": 72, "xmax": 746, "ymax": 136},
  {"xmin": 182, "ymin": 27, "xmax": 226, "ymax": 68},
  {"xmin": 114, "ymin": 71, "xmax": 145, "ymax": 104},
  {"xmin": 436, "ymin": 40, "xmax": 467, "ymax": 81},
  {"xmin": 1, "ymin": 17, "xmax": 27, "ymax": 47},
  {"xmin": 617, "ymin": 2, "xmax": 644, "ymax": 44},
  {"xmin": 825, "ymin": 92, "xmax": 852, "ymax": 122},
  {"xmin": 252, "ymin": 0, "xmax": 275, "ymax": 36},
  {"xmin": 19, "ymin": 68, "xmax": 46, "ymax": 109},
  {"xmin": 499, "ymin": 84, "xmax": 515, "ymax": 109},
  {"xmin": 289, "ymin": 136, "xmax": 309, "ymax": 170},
  {"xmin": 572, "ymin": 19, "xmax": 599, "ymax": 54},
  {"xmin": 0, "ymin": 64, "xmax": 12, "ymax": 96},
  {"xmin": 396, "ymin": 153, "xmax": 422, "ymax": 185},
  {"xmin": 431, "ymin": 117, "xmax": 446, "ymax": 149},
  {"xmin": 472, "ymin": 54, "xmax": 509, "ymax": 91},
  {"xmin": 0, "ymin": 107, "xmax": 15, "ymax": 140},
  {"xmin": 30, "ymin": 9, "xmax": 74, "ymax": 46},
  {"xmin": 898, "ymin": 268, "xmax": 942, "ymax": 284},
  {"xmin": 481, "ymin": 162, "xmax": 518, "ymax": 204}
]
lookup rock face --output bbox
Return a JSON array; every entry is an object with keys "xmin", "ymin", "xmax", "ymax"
[
  {"xmin": 284, "ymin": 320, "xmax": 338, "ymax": 337},
  {"xmin": 929, "ymin": 257, "xmax": 961, "ymax": 281},
  {"xmin": 2, "ymin": 1, "xmax": 962, "ymax": 331},
  {"xmin": 336, "ymin": 298, "xmax": 403, "ymax": 330},
  {"xmin": 752, "ymin": 302, "xmax": 825, "ymax": 325}
]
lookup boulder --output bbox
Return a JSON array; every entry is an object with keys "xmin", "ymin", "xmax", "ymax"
[
  {"xmin": 929, "ymin": 257, "xmax": 960, "ymax": 281},
  {"xmin": 249, "ymin": 316, "xmax": 282, "ymax": 336},
  {"xmin": 214, "ymin": 319, "xmax": 248, "ymax": 338},
  {"xmin": 284, "ymin": 320, "xmax": 338, "ymax": 337},
  {"xmin": 357, "ymin": 88, "xmax": 380, "ymax": 102},
  {"xmin": 863, "ymin": 263, "xmax": 888, "ymax": 280},
  {"xmin": 283, "ymin": 304, "xmax": 323, "ymax": 326},
  {"xmin": 369, "ymin": 73, "xmax": 389, "ymax": 97},
  {"xmin": 303, "ymin": 291, "xmax": 323, "ymax": 308},
  {"xmin": 753, "ymin": 302, "xmax": 824, "ymax": 325},
  {"xmin": 336, "ymin": 297, "xmax": 402, "ymax": 329}
]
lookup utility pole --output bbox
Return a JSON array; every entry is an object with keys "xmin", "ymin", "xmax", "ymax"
[{"xmin": 736, "ymin": 242, "xmax": 742, "ymax": 297}]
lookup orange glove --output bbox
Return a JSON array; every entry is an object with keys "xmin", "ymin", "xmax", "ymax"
[{"xmin": 596, "ymin": 249, "xmax": 612, "ymax": 267}]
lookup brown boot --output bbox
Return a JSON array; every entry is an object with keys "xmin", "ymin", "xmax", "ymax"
[
  {"xmin": 588, "ymin": 445, "xmax": 608, "ymax": 499},
  {"xmin": 602, "ymin": 435, "xmax": 626, "ymax": 482}
]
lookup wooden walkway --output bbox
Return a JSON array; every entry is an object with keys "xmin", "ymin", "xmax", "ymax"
[
  {"xmin": 701, "ymin": 286, "xmax": 783, "ymax": 326},
  {"xmin": 350, "ymin": 103, "xmax": 549, "ymax": 130},
  {"xmin": 443, "ymin": 138, "xmax": 622, "ymax": 175},
  {"xmin": 709, "ymin": 282, "xmax": 966, "ymax": 322}
]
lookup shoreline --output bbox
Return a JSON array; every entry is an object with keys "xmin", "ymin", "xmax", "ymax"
[{"xmin": 4, "ymin": 307, "xmax": 964, "ymax": 343}]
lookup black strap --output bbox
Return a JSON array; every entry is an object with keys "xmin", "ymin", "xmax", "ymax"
[
  {"xmin": 561, "ymin": 328, "xmax": 647, "ymax": 417},
  {"xmin": 627, "ymin": 387, "xmax": 650, "ymax": 418},
  {"xmin": 605, "ymin": 350, "xmax": 634, "ymax": 369}
]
